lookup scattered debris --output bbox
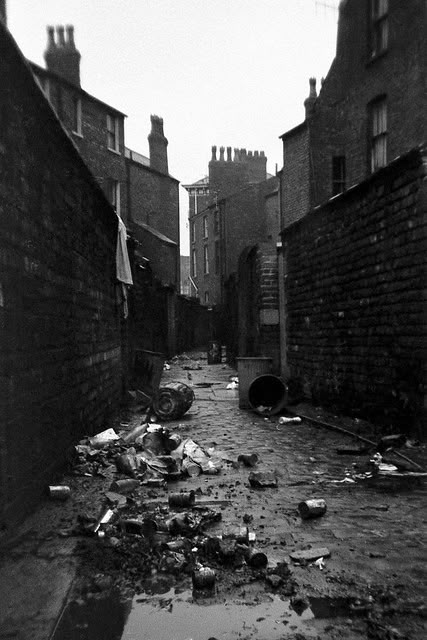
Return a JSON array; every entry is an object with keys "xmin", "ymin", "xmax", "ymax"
[
  {"xmin": 192, "ymin": 567, "xmax": 216, "ymax": 590},
  {"xmin": 298, "ymin": 498, "xmax": 327, "ymax": 519},
  {"xmin": 48, "ymin": 485, "xmax": 71, "ymax": 501},
  {"xmin": 88, "ymin": 428, "xmax": 120, "ymax": 449},
  {"xmin": 248, "ymin": 471, "xmax": 278, "ymax": 488},
  {"xmin": 336, "ymin": 446, "xmax": 370, "ymax": 455},
  {"xmin": 168, "ymin": 491, "xmax": 196, "ymax": 508},
  {"xmin": 278, "ymin": 416, "xmax": 302, "ymax": 424},
  {"xmin": 290, "ymin": 547, "xmax": 331, "ymax": 562},
  {"xmin": 237, "ymin": 453, "xmax": 258, "ymax": 467}
]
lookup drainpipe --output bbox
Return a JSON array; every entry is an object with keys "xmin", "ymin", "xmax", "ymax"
[{"xmin": 277, "ymin": 174, "xmax": 290, "ymax": 379}]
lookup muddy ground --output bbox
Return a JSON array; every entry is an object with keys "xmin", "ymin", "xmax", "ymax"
[{"xmin": 0, "ymin": 352, "xmax": 426, "ymax": 640}]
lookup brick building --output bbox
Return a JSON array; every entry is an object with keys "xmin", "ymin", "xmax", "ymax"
[
  {"xmin": 184, "ymin": 146, "xmax": 272, "ymax": 305},
  {"xmin": 30, "ymin": 26, "xmax": 180, "ymax": 288},
  {"xmin": 0, "ymin": 21, "xmax": 123, "ymax": 526},
  {"xmin": 280, "ymin": 0, "xmax": 426, "ymax": 227}
]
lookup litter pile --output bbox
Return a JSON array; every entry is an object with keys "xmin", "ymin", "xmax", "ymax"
[{"xmin": 55, "ymin": 423, "xmax": 295, "ymax": 598}]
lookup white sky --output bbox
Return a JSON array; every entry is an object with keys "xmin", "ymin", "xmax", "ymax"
[{"xmin": 7, "ymin": 0, "xmax": 339, "ymax": 254}]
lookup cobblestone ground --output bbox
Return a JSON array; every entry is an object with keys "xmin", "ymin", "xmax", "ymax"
[
  {"xmin": 0, "ymin": 351, "xmax": 426, "ymax": 640},
  {"xmin": 157, "ymin": 352, "xmax": 427, "ymax": 639}
]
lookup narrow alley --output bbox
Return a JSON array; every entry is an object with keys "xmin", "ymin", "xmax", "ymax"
[{"xmin": 0, "ymin": 352, "xmax": 425, "ymax": 640}]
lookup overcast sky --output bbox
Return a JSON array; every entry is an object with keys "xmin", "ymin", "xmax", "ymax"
[{"xmin": 7, "ymin": 0, "xmax": 339, "ymax": 254}]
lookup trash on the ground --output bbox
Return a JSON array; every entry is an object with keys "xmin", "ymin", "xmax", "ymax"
[
  {"xmin": 48, "ymin": 485, "xmax": 71, "ymax": 501},
  {"xmin": 166, "ymin": 512, "xmax": 199, "ymax": 535},
  {"xmin": 168, "ymin": 491, "xmax": 196, "ymax": 508},
  {"xmin": 298, "ymin": 498, "xmax": 327, "ymax": 519},
  {"xmin": 163, "ymin": 363, "xmax": 171, "ymax": 370},
  {"xmin": 89, "ymin": 428, "xmax": 120, "ymax": 449},
  {"xmin": 266, "ymin": 573, "xmax": 283, "ymax": 588},
  {"xmin": 192, "ymin": 567, "xmax": 216, "ymax": 589},
  {"xmin": 313, "ymin": 556, "xmax": 325, "ymax": 570},
  {"xmin": 290, "ymin": 547, "xmax": 331, "ymax": 562},
  {"xmin": 248, "ymin": 471, "xmax": 278, "ymax": 488},
  {"xmin": 256, "ymin": 404, "xmax": 273, "ymax": 414},
  {"xmin": 93, "ymin": 508, "xmax": 115, "ymax": 534},
  {"xmin": 278, "ymin": 416, "xmax": 302, "ymax": 424},
  {"xmin": 377, "ymin": 434, "xmax": 407, "ymax": 453},
  {"xmin": 165, "ymin": 433, "xmax": 182, "ymax": 452},
  {"xmin": 244, "ymin": 546, "xmax": 268, "ymax": 569},
  {"xmin": 226, "ymin": 381, "xmax": 238, "ymax": 390},
  {"xmin": 143, "ymin": 478, "xmax": 167, "ymax": 488},
  {"xmin": 330, "ymin": 477, "xmax": 356, "ymax": 483},
  {"xmin": 237, "ymin": 453, "xmax": 258, "ymax": 467},
  {"xmin": 105, "ymin": 491, "xmax": 127, "ymax": 508},
  {"xmin": 182, "ymin": 457, "xmax": 202, "ymax": 477},
  {"xmin": 120, "ymin": 517, "xmax": 157, "ymax": 537},
  {"xmin": 222, "ymin": 525, "xmax": 249, "ymax": 544},
  {"xmin": 120, "ymin": 423, "xmax": 148, "ymax": 444},
  {"xmin": 336, "ymin": 446, "xmax": 370, "ymax": 455},
  {"xmin": 291, "ymin": 593, "xmax": 310, "ymax": 614},
  {"xmin": 116, "ymin": 449, "xmax": 147, "ymax": 477},
  {"xmin": 109, "ymin": 478, "xmax": 140, "ymax": 493},
  {"xmin": 229, "ymin": 375, "xmax": 238, "ymax": 384},
  {"xmin": 153, "ymin": 382, "xmax": 195, "ymax": 420}
]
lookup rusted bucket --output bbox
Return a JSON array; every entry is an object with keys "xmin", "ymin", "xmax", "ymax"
[{"xmin": 153, "ymin": 382, "xmax": 195, "ymax": 420}]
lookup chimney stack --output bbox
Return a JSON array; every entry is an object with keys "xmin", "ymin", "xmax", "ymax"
[
  {"xmin": 44, "ymin": 24, "xmax": 81, "ymax": 86},
  {"xmin": 0, "ymin": 0, "xmax": 7, "ymax": 25},
  {"xmin": 304, "ymin": 77, "xmax": 317, "ymax": 119},
  {"xmin": 148, "ymin": 115, "xmax": 169, "ymax": 174}
]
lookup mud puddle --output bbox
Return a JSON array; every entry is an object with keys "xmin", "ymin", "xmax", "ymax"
[{"xmin": 52, "ymin": 585, "xmax": 321, "ymax": 640}]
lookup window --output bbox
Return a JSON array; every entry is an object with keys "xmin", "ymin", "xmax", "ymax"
[
  {"xmin": 370, "ymin": 98, "xmax": 387, "ymax": 172},
  {"xmin": 214, "ymin": 208, "xmax": 219, "ymax": 235},
  {"xmin": 215, "ymin": 240, "xmax": 220, "ymax": 274},
  {"xmin": 107, "ymin": 179, "xmax": 121, "ymax": 216},
  {"xmin": 107, "ymin": 114, "xmax": 119, "ymax": 152},
  {"xmin": 203, "ymin": 245, "xmax": 209, "ymax": 275},
  {"xmin": 370, "ymin": 0, "xmax": 388, "ymax": 58},
  {"xmin": 332, "ymin": 156, "xmax": 346, "ymax": 195},
  {"xmin": 203, "ymin": 216, "xmax": 208, "ymax": 239},
  {"xmin": 72, "ymin": 97, "xmax": 82, "ymax": 136},
  {"xmin": 191, "ymin": 249, "xmax": 197, "ymax": 277},
  {"xmin": 204, "ymin": 291, "xmax": 209, "ymax": 304},
  {"xmin": 190, "ymin": 220, "xmax": 195, "ymax": 244}
]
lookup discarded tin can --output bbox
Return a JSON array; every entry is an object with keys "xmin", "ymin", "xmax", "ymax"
[
  {"xmin": 165, "ymin": 433, "xmax": 182, "ymax": 452},
  {"xmin": 245, "ymin": 547, "xmax": 268, "ymax": 569},
  {"xmin": 109, "ymin": 479, "xmax": 140, "ymax": 494},
  {"xmin": 248, "ymin": 531, "xmax": 256, "ymax": 544},
  {"xmin": 223, "ymin": 525, "xmax": 248, "ymax": 544},
  {"xmin": 298, "ymin": 499, "xmax": 327, "ymax": 520},
  {"xmin": 278, "ymin": 416, "xmax": 302, "ymax": 424},
  {"xmin": 182, "ymin": 458, "xmax": 202, "ymax": 477},
  {"xmin": 121, "ymin": 423, "xmax": 148, "ymax": 444},
  {"xmin": 93, "ymin": 508, "xmax": 115, "ymax": 534},
  {"xmin": 48, "ymin": 485, "xmax": 71, "ymax": 501},
  {"xmin": 192, "ymin": 567, "xmax": 216, "ymax": 590},
  {"xmin": 144, "ymin": 478, "xmax": 167, "ymax": 489},
  {"xmin": 120, "ymin": 518, "xmax": 158, "ymax": 537},
  {"xmin": 237, "ymin": 453, "xmax": 258, "ymax": 467},
  {"xmin": 168, "ymin": 491, "xmax": 195, "ymax": 508}
]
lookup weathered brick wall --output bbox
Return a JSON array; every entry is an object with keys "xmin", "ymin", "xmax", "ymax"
[
  {"xmin": 127, "ymin": 160, "xmax": 180, "ymax": 246},
  {"xmin": 310, "ymin": 0, "xmax": 426, "ymax": 206},
  {"xmin": 31, "ymin": 64, "xmax": 128, "ymax": 223},
  {"xmin": 282, "ymin": 146, "xmax": 427, "ymax": 432},
  {"xmin": 237, "ymin": 244, "xmax": 280, "ymax": 372},
  {"xmin": 0, "ymin": 26, "xmax": 122, "ymax": 528},
  {"xmin": 281, "ymin": 123, "xmax": 310, "ymax": 228}
]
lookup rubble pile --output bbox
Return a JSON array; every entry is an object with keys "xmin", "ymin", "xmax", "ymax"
[{"xmin": 62, "ymin": 423, "xmax": 296, "ymax": 598}]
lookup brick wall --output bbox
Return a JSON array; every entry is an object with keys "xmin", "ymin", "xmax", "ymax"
[
  {"xmin": 0, "ymin": 26, "xmax": 122, "ymax": 528},
  {"xmin": 281, "ymin": 123, "xmax": 310, "ymax": 228},
  {"xmin": 282, "ymin": 146, "xmax": 427, "ymax": 432},
  {"xmin": 237, "ymin": 243, "xmax": 280, "ymax": 372},
  {"xmin": 31, "ymin": 63, "xmax": 128, "ymax": 223},
  {"xmin": 309, "ymin": 0, "xmax": 426, "ymax": 206}
]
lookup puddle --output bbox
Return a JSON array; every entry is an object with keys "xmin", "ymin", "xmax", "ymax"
[
  {"xmin": 52, "ymin": 587, "xmax": 318, "ymax": 640},
  {"xmin": 309, "ymin": 596, "xmax": 368, "ymax": 619}
]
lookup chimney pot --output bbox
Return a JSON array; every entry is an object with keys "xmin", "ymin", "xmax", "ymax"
[
  {"xmin": 66, "ymin": 25, "xmax": 76, "ymax": 48},
  {"xmin": 211, "ymin": 146, "xmax": 217, "ymax": 161},
  {"xmin": 226, "ymin": 146, "xmax": 232, "ymax": 161},
  {"xmin": 57, "ymin": 25, "xmax": 65, "ymax": 47},
  {"xmin": 219, "ymin": 146, "xmax": 225, "ymax": 161}
]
